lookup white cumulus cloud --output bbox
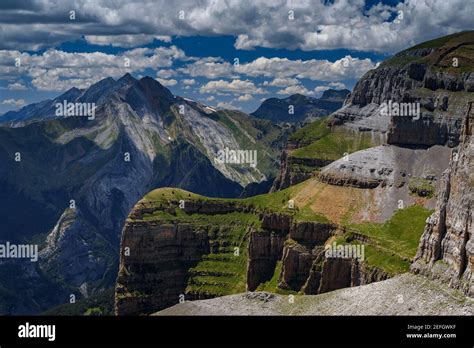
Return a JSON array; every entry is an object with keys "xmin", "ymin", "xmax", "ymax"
[
  {"xmin": 200, "ymin": 79, "xmax": 266, "ymax": 95},
  {"xmin": 277, "ymin": 85, "xmax": 313, "ymax": 96},
  {"xmin": 182, "ymin": 79, "xmax": 196, "ymax": 85},
  {"xmin": 6, "ymin": 82, "xmax": 28, "ymax": 90},
  {"xmin": 237, "ymin": 94, "xmax": 253, "ymax": 101},
  {"xmin": 156, "ymin": 78, "xmax": 177, "ymax": 86},
  {"xmin": 2, "ymin": 98, "xmax": 26, "ymax": 107}
]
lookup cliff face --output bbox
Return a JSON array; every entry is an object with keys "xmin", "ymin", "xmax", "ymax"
[
  {"xmin": 115, "ymin": 220, "xmax": 210, "ymax": 315},
  {"xmin": 246, "ymin": 228, "xmax": 286, "ymax": 291},
  {"xmin": 276, "ymin": 236, "xmax": 389, "ymax": 295},
  {"xmin": 246, "ymin": 213, "xmax": 338, "ymax": 293},
  {"xmin": 115, "ymin": 195, "xmax": 256, "ymax": 315},
  {"xmin": 335, "ymin": 63, "xmax": 467, "ymax": 146},
  {"xmin": 115, "ymin": 190, "xmax": 394, "ymax": 315},
  {"xmin": 333, "ymin": 31, "xmax": 474, "ymax": 147},
  {"xmin": 411, "ymin": 103, "xmax": 473, "ymax": 297}
]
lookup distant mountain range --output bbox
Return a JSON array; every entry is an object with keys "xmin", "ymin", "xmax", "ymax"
[
  {"xmin": 251, "ymin": 89, "xmax": 350, "ymax": 123},
  {"xmin": 0, "ymin": 73, "xmax": 290, "ymax": 314}
]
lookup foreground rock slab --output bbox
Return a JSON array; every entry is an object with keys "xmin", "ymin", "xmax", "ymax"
[{"xmin": 154, "ymin": 274, "xmax": 473, "ymax": 316}]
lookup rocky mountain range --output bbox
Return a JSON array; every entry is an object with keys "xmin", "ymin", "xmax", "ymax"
[
  {"xmin": 1, "ymin": 31, "xmax": 472, "ymax": 316},
  {"xmin": 0, "ymin": 73, "xmax": 289, "ymax": 314},
  {"xmin": 114, "ymin": 31, "xmax": 473, "ymax": 316},
  {"xmin": 251, "ymin": 89, "xmax": 349, "ymax": 124}
]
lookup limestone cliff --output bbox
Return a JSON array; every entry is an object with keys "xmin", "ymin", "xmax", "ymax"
[
  {"xmin": 115, "ymin": 189, "xmax": 393, "ymax": 315},
  {"xmin": 332, "ymin": 31, "xmax": 474, "ymax": 147},
  {"xmin": 115, "ymin": 194, "xmax": 256, "ymax": 315},
  {"xmin": 411, "ymin": 103, "xmax": 473, "ymax": 297}
]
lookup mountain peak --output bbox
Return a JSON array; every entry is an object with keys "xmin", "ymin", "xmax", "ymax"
[
  {"xmin": 57, "ymin": 87, "xmax": 82, "ymax": 101},
  {"xmin": 123, "ymin": 75, "xmax": 175, "ymax": 117},
  {"xmin": 118, "ymin": 73, "xmax": 136, "ymax": 85},
  {"xmin": 136, "ymin": 76, "xmax": 173, "ymax": 97},
  {"xmin": 139, "ymin": 75, "xmax": 159, "ymax": 84}
]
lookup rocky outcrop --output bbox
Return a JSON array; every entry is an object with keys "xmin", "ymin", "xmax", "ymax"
[
  {"xmin": 279, "ymin": 242, "xmax": 316, "ymax": 291},
  {"xmin": 247, "ymin": 213, "xmax": 389, "ymax": 295},
  {"xmin": 317, "ymin": 256, "xmax": 354, "ymax": 293},
  {"xmin": 386, "ymin": 113, "xmax": 455, "ymax": 147},
  {"xmin": 411, "ymin": 103, "xmax": 473, "ymax": 297},
  {"xmin": 246, "ymin": 213, "xmax": 292, "ymax": 290},
  {"xmin": 261, "ymin": 213, "xmax": 292, "ymax": 233},
  {"xmin": 247, "ymin": 213, "xmax": 340, "ymax": 292},
  {"xmin": 290, "ymin": 220, "xmax": 334, "ymax": 246}
]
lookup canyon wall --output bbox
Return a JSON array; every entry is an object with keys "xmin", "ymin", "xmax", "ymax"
[{"xmin": 115, "ymin": 199, "xmax": 390, "ymax": 315}]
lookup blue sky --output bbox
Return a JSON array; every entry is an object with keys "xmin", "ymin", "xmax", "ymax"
[{"xmin": 0, "ymin": 0, "xmax": 472, "ymax": 114}]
